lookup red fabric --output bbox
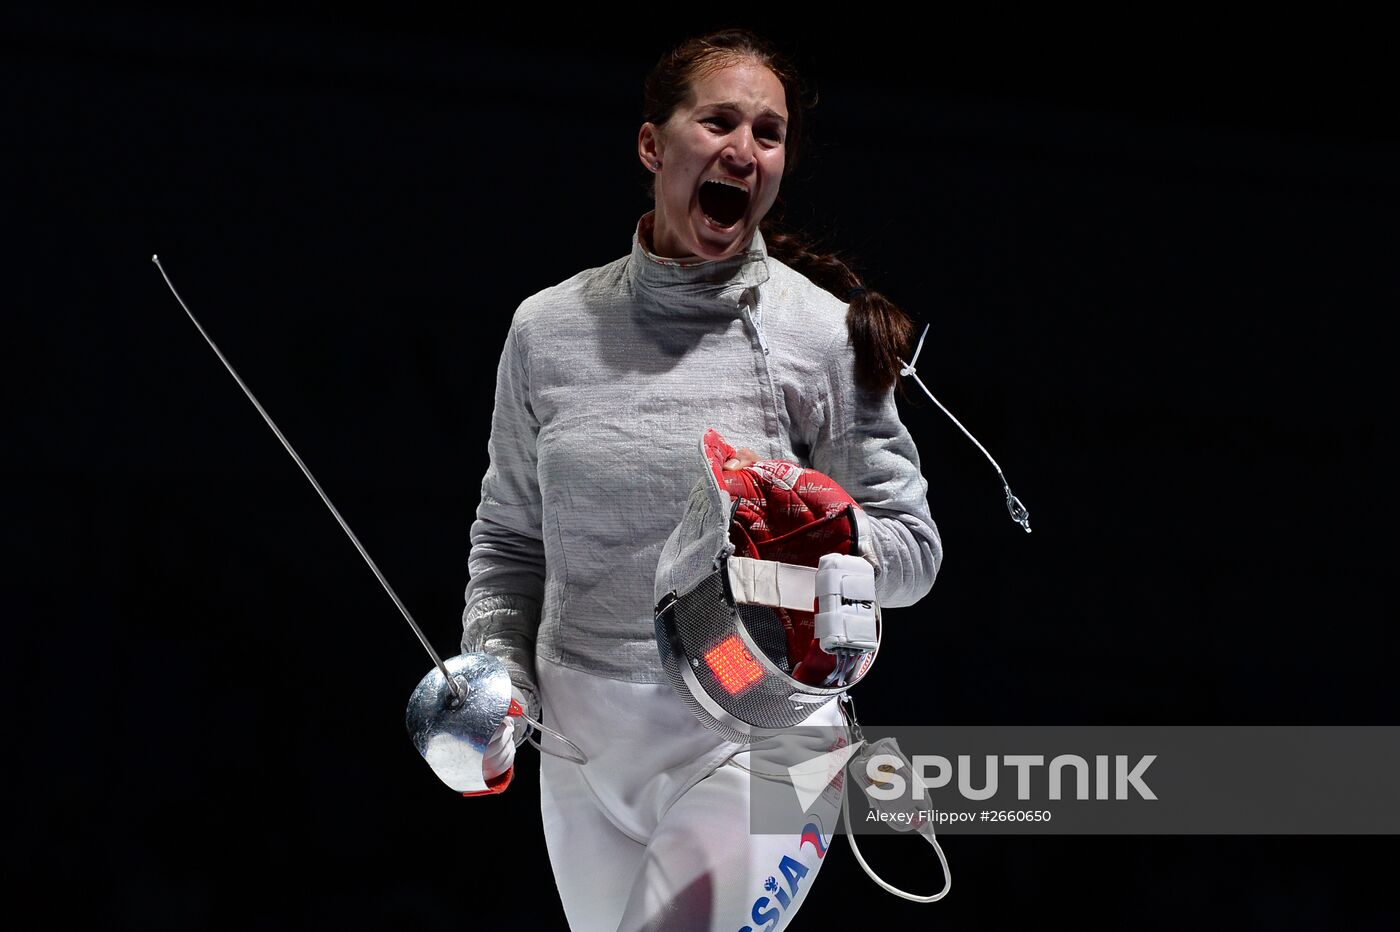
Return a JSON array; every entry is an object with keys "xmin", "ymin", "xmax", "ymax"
[
  {"xmin": 702, "ymin": 428, "xmax": 860, "ymax": 684},
  {"xmin": 461, "ymin": 763, "xmax": 514, "ymax": 797}
]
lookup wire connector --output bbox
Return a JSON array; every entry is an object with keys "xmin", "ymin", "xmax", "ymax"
[{"xmin": 898, "ymin": 324, "xmax": 1031, "ymax": 534}]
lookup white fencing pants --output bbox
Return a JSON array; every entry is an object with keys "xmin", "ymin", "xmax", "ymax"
[{"xmin": 537, "ymin": 657, "xmax": 846, "ymax": 932}]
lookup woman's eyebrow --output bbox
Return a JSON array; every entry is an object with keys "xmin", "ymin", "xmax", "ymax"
[{"xmin": 701, "ymin": 101, "xmax": 788, "ymax": 124}]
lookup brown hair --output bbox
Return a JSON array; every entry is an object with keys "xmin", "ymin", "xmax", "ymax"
[{"xmin": 641, "ymin": 28, "xmax": 914, "ymax": 394}]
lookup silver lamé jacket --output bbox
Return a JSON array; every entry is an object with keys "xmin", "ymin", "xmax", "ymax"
[{"xmin": 462, "ymin": 212, "xmax": 942, "ymax": 720}]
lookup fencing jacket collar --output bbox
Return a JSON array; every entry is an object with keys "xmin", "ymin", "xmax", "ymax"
[{"xmin": 629, "ymin": 210, "xmax": 771, "ymax": 308}]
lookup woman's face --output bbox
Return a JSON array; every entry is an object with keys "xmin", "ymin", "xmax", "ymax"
[{"xmin": 639, "ymin": 59, "xmax": 788, "ymax": 262}]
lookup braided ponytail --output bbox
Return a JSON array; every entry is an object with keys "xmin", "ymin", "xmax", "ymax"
[{"xmin": 761, "ymin": 225, "xmax": 914, "ymax": 394}]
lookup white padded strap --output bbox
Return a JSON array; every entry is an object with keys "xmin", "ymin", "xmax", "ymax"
[{"xmin": 726, "ymin": 556, "xmax": 817, "ymax": 611}]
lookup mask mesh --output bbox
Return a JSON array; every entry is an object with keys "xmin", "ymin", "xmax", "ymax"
[{"xmin": 655, "ymin": 565, "xmax": 851, "ymax": 744}]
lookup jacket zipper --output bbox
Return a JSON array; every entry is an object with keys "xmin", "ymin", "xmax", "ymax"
[
  {"xmin": 743, "ymin": 296, "xmax": 771, "ymax": 357},
  {"xmin": 742, "ymin": 291, "xmax": 786, "ymax": 456}
]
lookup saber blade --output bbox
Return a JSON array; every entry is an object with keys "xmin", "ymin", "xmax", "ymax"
[{"xmin": 151, "ymin": 254, "xmax": 462, "ymax": 699}]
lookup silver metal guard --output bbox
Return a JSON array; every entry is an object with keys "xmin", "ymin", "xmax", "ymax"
[{"xmin": 405, "ymin": 653, "xmax": 513, "ymax": 793}]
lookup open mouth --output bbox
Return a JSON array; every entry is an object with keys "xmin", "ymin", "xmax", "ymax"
[{"xmin": 698, "ymin": 179, "xmax": 750, "ymax": 229}]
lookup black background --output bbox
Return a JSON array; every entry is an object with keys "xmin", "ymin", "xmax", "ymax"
[{"xmin": 6, "ymin": 6, "xmax": 1396, "ymax": 928}]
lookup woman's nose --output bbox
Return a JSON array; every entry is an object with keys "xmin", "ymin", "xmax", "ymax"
[{"xmin": 723, "ymin": 128, "xmax": 756, "ymax": 168}]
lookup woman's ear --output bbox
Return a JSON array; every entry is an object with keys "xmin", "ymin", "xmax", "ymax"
[{"xmin": 638, "ymin": 122, "xmax": 664, "ymax": 172}]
